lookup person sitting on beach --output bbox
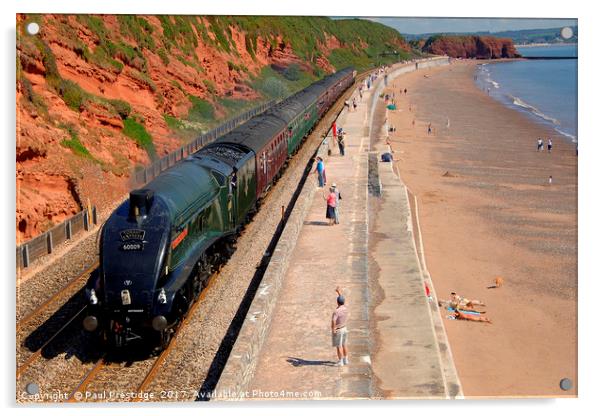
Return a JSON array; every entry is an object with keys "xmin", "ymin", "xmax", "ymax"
[{"xmin": 449, "ymin": 292, "xmax": 486, "ymax": 309}]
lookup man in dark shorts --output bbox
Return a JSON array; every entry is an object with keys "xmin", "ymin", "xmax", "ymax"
[{"xmin": 332, "ymin": 287, "xmax": 349, "ymax": 366}]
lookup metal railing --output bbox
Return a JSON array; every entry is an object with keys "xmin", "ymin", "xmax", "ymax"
[
  {"xmin": 132, "ymin": 100, "xmax": 276, "ymax": 187},
  {"xmin": 16, "ymin": 206, "xmax": 98, "ymax": 270}
]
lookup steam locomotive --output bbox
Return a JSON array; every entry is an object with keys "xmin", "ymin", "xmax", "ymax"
[{"xmin": 82, "ymin": 67, "xmax": 356, "ymax": 349}]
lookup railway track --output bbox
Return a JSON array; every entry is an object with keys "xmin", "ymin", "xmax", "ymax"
[
  {"xmin": 16, "ymin": 261, "xmax": 98, "ymax": 375},
  {"xmin": 17, "ymin": 262, "xmax": 98, "ymax": 329},
  {"xmin": 17, "ymin": 72, "xmax": 371, "ymax": 403}
]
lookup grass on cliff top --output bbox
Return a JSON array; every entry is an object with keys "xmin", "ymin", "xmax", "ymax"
[{"xmin": 123, "ymin": 117, "xmax": 157, "ymax": 160}]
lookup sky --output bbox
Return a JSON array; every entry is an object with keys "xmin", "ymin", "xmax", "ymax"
[{"xmin": 359, "ymin": 17, "xmax": 578, "ymax": 35}]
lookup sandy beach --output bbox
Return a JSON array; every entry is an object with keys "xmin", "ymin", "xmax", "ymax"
[{"xmin": 385, "ymin": 61, "xmax": 577, "ymax": 397}]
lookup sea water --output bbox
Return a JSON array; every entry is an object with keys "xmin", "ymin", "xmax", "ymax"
[{"xmin": 475, "ymin": 44, "xmax": 578, "ymax": 142}]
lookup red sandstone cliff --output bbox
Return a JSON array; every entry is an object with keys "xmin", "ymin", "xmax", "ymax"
[{"xmin": 422, "ymin": 35, "xmax": 520, "ymax": 59}]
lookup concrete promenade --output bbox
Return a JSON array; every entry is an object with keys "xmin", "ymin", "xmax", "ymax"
[{"xmin": 216, "ymin": 60, "xmax": 461, "ymax": 400}]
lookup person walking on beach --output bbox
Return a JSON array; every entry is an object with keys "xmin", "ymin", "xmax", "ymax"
[
  {"xmin": 428, "ymin": 123, "xmax": 432, "ymax": 135},
  {"xmin": 547, "ymin": 138, "xmax": 553, "ymax": 153},
  {"xmin": 352, "ymin": 98, "xmax": 357, "ymax": 112},
  {"xmin": 332, "ymin": 183, "xmax": 342, "ymax": 224},
  {"xmin": 537, "ymin": 138, "xmax": 544, "ymax": 152},
  {"xmin": 548, "ymin": 175, "xmax": 553, "ymax": 185},
  {"xmin": 404, "ymin": 88, "xmax": 407, "ymax": 95},
  {"xmin": 324, "ymin": 186, "xmax": 338, "ymax": 226},
  {"xmin": 315, "ymin": 157, "xmax": 325, "ymax": 188},
  {"xmin": 332, "ymin": 287, "xmax": 349, "ymax": 366}
]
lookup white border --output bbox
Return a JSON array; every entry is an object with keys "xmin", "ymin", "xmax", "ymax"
[{"xmin": 4, "ymin": 1, "xmax": 599, "ymax": 415}]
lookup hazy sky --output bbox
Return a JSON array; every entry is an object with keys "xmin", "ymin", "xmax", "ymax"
[{"xmin": 359, "ymin": 17, "xmax": 578, "ymax": 35}]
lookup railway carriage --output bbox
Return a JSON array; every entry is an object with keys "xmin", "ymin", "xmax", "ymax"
[{"xmin": 84, "ymin": 67, "xmax": 356, "ymax": 349}]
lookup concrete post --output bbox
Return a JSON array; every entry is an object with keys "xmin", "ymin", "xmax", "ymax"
[
  {"xmin": 46, "ymin": 232, "xmax": 53, "ymax": 254},
  {"xmin": 92, "ymin": 206, "xmax": 98, "ymax": 225},
  {"xmin": 66, "ymin": 221, "xmax": 72, "ymax": 240},
  {"xmin": 83, "ymin": 211, "xmax": 89, "ymax": 231},
  {"xmin": 22, "ymin": 245, "xmax": 30, "ymax": 268}
]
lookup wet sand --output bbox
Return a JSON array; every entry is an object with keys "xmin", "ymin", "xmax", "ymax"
[{"xmin": 385, "ymin": 61, "xmax": 577, "ymax": 397}]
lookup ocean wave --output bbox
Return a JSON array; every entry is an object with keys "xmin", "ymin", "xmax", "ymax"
[
  {"xmin": 509, "ymin": 95, "xmax": 560, "ymax": 125},
  {"xmin": 554, "ymin": 127, "xmax": 577, "ymax": 143},
  {"xmin": 486, "ymin": 78, "xmax": 500, "ymax": 88}
]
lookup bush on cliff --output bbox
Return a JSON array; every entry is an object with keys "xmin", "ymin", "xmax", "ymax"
[{"xmin": 123, "ymin": 118, "xmax": 157, "ymax": 160}]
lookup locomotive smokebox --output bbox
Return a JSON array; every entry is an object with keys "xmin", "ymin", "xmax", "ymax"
[{"xmin": 129, "ymin": 189, "xmax": 154, "ymax": 219}]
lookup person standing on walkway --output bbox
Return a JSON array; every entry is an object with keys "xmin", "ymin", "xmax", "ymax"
[
  {"xmin": 352, "ymin": 98, "xmax": 357, "ymax": 112},
  {"xmin": 332, "ymin": 287, "xmax": 349, "ymax": 366},
  {"xmin": 547, "ymin": 138, "xmax": 553, "ymax": 153},
  {"xmin": 315, "ymin": 157, "xmax": 325, "ymax": 188},
  {"xmin": 323, "ymin": 186, "xmax": 337, "ymax": 226},
  {"xmin": 332, "ymin": 183, "xmax": 342, "ymax": 224},
  {"xmin": 337, "ymin": 131, "xmax": 346, "ymax": 156}
]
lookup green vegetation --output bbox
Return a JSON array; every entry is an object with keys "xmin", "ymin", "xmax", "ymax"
[
  {"xmin": 227, "ymin": 60, "xmax": 247, "ymax": 73},
  {"xmin": 170, "ymin": 80, "xmax": 183, "ymax": 91},
  {"xmin": 249, "ymin": 64, "xmax": 317, "ymax": 100},
  {"xmin": 187, "ymin": 95, "xmax": 214, "ymax": 123},
  {"xmin": 126, "ymin": 68, "xmax": 157, "ymax": 92},
  {"xmin": 202, "ymin": 79, "xmax": 216, "ymax": 94},
  {"xmin": 163, "ymin": 113, "xmax": 202, "ymax": 141},
  {"xmin": 107, "ymin": 99, "xmax": 132, "ymax": 120},
  {"xmin": 76, "ymin": 15, "xmax": 148, "ymax": 73},
  {"xmin": 206, "ymin": 16, "xmax": 233, "ymax": 52},
  {"xmin": 158, "ymin": 15, "xmax": 198, "ymax": 56},
  {"xmin": 123, "ymin": 117, "xmax": 156, "ymax": 160},
  {"xmin": 59, "ymin": 124, "xmax": 96, "ymax": 160},
  {"xmin": 163, "ymin": 114, "xmax": 184, "ymax": 130},
  {"xmin": 249, "ymin": 66, "xmax": 290, "ymax": 99},
  {"xmin": 157, "ymin": 48, "xmax": 170, "ymax": 65},
  {"xmin": 175, "ymin": 55, "xmax": 204, "ymax": 73},
  {"xmin": 217, "ymin": 97, "xmax": 256, "ymax": 117},
  {"xmin": 18, "ymin": 76, "xmax": 48, "ymax": 116},
  {"xmin": 117, "ymin": 15, "xmax": 156, "ymax": 52}
]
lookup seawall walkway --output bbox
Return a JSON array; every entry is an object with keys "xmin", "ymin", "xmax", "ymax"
[{"xmin": 216, "ymin": 59, "xmax": 461, "ymax": 400}]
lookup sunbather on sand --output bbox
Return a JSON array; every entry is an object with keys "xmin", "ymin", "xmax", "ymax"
[{"xmin": 454, "ymin": 310, "xmax": 492, "ymax": 324}]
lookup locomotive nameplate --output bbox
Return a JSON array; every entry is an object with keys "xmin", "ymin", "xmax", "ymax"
[
  {"xmin": 121, "ymin": 242, "xmax": 144, "ymax": 251},
  {"xmin": 120, "ymin": 229, "xmax": 145, "ymax": 241}
]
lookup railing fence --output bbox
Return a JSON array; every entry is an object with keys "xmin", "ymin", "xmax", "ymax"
[{"xmin": 16, "ymin": 206, "xmax": 98, "ymax": 270}]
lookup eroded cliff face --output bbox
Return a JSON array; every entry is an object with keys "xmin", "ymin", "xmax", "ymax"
[
  {"xmin": 16, "ymin": 14, "xmax": 411, "ymax": 242},
  {"xmin": 423, "ymin": 35, "xmax": 520, "ymax": 59}
]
